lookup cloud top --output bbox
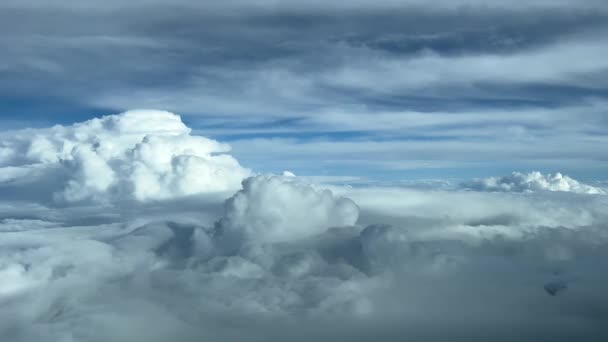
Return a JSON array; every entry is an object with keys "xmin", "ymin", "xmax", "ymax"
[
  {"xmin": 216, "ymin": 175, "xmax": 359, "ymax": 247},
  {"xmin": 464, "ymin": 171, "xmax": 605, "ymax": 194},
  {"xmin": 0, "ymin": 110, "xmax": 250, "ymax": 202}
]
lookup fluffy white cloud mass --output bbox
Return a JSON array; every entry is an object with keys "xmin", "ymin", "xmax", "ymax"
[
  {"xmin": 1, "ymin": 113, "xmax": 608, "ymax": 341},
  {"xmin": 216, "ymin": 175, "xmax": 359, "ymax": 247},
  {"xmin": 464, "ymin": 171, "xmax": 606, "ymax": 194},
  {"xmin": 0, "ymin": 110, "xmax": 250, "ymax": 202}
]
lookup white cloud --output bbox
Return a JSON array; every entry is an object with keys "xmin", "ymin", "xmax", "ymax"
[
  {"xmin": 0, "ymin": 110, "xmax": 250, "ymax": 203},
  {"xmin": 321, "ymin": 38, "xmax": 608, "ymax": 95},
  {"xmin": 465, "ymin": 171, "xmax": 606, "ymax": 194},
  {"xmin": 282, "ymin": 170, "xmax": 296, "ymax": 177},
  {"xmin": 215, "ymin": 174, "xmax": 359, "ymax": 248}
]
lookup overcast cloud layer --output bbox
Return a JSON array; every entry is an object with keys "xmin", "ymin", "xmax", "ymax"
[
  {"xmin": 1, "ymin": 113, "xmax": 608, "ymax": 341},
  {"xmin": 1, "ymin": 0, "xmax": 608, "ymax": 178}
]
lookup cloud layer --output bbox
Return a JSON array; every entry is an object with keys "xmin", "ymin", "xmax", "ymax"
[
  {"xmin": 2, "ymin": 113, "xmax": 608, "ymax": 341},
  {"xmin": 1, "ymin": 0, "xmax": 607, "ymax": 338}
]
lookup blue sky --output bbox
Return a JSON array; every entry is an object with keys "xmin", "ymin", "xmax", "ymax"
[{"xmin": 1, "ymin": 0, "xmax": 608, "ymax": 181}]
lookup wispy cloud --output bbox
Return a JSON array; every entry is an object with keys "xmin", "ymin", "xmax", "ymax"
[{"xmin": 3, "ymin": 1, "xmax": 607, "ymax": 177}]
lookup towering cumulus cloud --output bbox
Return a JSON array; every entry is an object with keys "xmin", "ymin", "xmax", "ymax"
[
  {"xmin": 216, "ymin": 174, "xmax": 359, "ymax": 248},
  {"xmin": 0, "ymin": 110, "xmax": 250, "ymax": 202}
]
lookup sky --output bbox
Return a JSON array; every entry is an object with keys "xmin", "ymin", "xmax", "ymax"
[
  {"xmin": 2, "ymin": 0, "xmax": 608, "ymax": 180},
  {"xmin": 1, "ymin": 1, "xmax": 608, "ymax": 342}
]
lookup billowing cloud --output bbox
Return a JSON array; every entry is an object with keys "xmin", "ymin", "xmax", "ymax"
[
  {"xmin": 2, "ymin": 183, "xmax": 608, "ymax": 341},
  {"xmin": 215, "ymin": 174, "xmax": 359, "ymax": 248},
  {"xmin": 464, "ymin": 171, "xmax": 606, "ymax": 194},
  {"xmin": 0, "ymin": 110, "xmax": 250, "ymax": 203},
  {"xmin": 1, "ymin": 113, "xmax": 608, "ymax": 341}
]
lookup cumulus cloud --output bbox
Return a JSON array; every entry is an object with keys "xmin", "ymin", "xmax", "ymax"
[
  {"xmin": 464, "ymin": 171, "xmax": 606, "ymax": 194},
  {"xmin": 0, "ymin": 110, "xmax": 250, "ymax": 203},
  {"xmin": 282, "ymin": 170, "xmax": 296, "ymax": 177},
  {"xmin": 1, "ymin": 113, "xmax": 608, "ymax": 341},
  {"xmin": 215, "ymin": 174, "xmax": 359, "ymax": 248}
]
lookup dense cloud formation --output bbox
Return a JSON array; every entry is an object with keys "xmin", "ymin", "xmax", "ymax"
[
  {"xmin": 216, "ymin": 175, "xmax": 359, "ymax": 248},
  {"xmin": 0, "ymin": 110, "xmax": 250, "ymax": 202},
  {"xmin": 1, "ymin": 113, "xmax": 608, "ymax": 341},
  {"xmin": 464, "ymin": 171, "xmax": 606, "ymax": 194}
]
